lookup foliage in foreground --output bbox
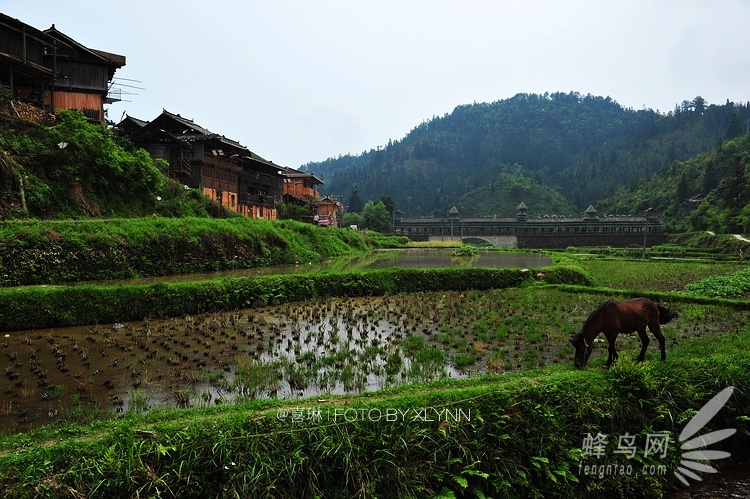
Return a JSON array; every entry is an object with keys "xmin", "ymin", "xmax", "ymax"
[{"xmin": 684, "ymin": 266, "xmax": 750, "ymax": 298}]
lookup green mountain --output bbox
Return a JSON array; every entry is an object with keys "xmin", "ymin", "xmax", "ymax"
[
  {"xmin": 453, "ymin": 166, "xmax": 576, "ymax": 218},
  {"xmin": 598, "ymin": 133, "xmax": 750, "ymax": 233},
  {"xmin": 302, "ymin": 92, "xmax": 750, "ymax": 220}
]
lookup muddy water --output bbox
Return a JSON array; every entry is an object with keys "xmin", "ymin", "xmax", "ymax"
[
  {"xmin": 0, "ymin": 290, "xmax": 571, "ymax": 431},
  {"xmin": 3, "ymin": 285, "xmax": 746, "ymax": 432},
  {"xmin": 664, "ymin": 458, "xmax": 750, "ymax": 498},
  {"xmin": 3, "ymin": 285, "xmax": 750, "ymax": 493},
  {"xmin": 1, "ymin": 250, "xmax": 555, "ymax": 431}
]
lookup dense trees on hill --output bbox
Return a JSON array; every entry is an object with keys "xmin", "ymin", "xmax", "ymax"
[
  {"xmin": 303, "ymin": 92, "xmax": 750, "ymax": 224},
  {"xmin": 3, "ymin": 87, "xmax": 749, "ymax": 235},
  {"xmin": 599, "ymin": 133, "xmax": 750, "ymax": 233}
]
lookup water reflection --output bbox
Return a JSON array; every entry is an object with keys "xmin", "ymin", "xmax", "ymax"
[
  {"xmin": 79, "ymin": 249, "xmax": 553, "ymax": 286},
  {"xmin": 0, "ymin": 287, "xmax": 564, "ymax": 431},
  {"xmin": 0, "ymin": 250, "xmax": 555, "ymax": 430}
]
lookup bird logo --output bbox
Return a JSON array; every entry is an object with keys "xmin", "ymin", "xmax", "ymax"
[{"xmin": 673, "ymin": 386, "xmax": 736, "ymax": 486}]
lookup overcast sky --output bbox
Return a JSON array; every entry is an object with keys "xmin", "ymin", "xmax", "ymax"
[{"xmin": 5, "ymin": 1, "xmax": 750, "ymax": 168}]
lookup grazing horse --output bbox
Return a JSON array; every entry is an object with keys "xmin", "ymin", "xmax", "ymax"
[{"xmin": 571, "ymin": 298, "xmax": 678, "ymax": 368}]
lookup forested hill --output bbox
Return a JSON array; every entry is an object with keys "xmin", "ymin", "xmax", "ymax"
[
  {"xmin": 301, "ymin": 92, "xmax": 750, "ymax": 217},
  {"xmin": 599, "ymin": 132, "xmax": 750, "ymax": 234}
]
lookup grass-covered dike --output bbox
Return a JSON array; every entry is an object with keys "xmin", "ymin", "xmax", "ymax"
[
  {"xmin": 0, "ymin": 217, "xmax": 398, "ymax": 286},
  {"xmin": 0, "ymin": 265, "xmax": 585, "ymax": 332}
]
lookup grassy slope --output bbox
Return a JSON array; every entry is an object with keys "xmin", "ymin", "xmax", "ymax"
[{"xmin": 0, "ymin": 218, "xmax": 394, "ymax": 286}]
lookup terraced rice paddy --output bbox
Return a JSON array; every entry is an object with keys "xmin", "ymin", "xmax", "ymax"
[{"xmin": 2, "ymin": 286, "xmax": 745, "ymax": 430}]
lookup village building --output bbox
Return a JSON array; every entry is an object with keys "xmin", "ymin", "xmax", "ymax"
[
  {"xmin": 120, "ymin": 110, "xmax": 285, "ymax": 219},
  {"xmin": 314, "ymin": 195, "xmax": 343, "ymax": 227},
  {"xmin": 2, "ymin": 13, "xmax": 341, "ymax": 224},
  {"xmin": 0, "ymin": 14, "xmax": 125, "ymax": 122},
  {"xmin": 280, "ymin": 167, "xmax": 322, "ymax": 201}
]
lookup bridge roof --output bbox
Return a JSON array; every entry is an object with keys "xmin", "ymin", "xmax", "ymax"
[{"xmin": 399, "ymin": 215, "xmax": 651, "ymax": 224}]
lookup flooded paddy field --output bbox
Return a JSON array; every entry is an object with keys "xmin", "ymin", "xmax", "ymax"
[
  {"xmin": 1, "ymin": 287, "xmax": 745, "ymax": 431},
  {"xmin": 71, "ymin": 248, "xmax": 554, "ymax": 286}
]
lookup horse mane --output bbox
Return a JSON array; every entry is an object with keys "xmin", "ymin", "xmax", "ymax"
[{"xmin": 582, "ymin": 300, "xmax": 614, "ymax": 331}]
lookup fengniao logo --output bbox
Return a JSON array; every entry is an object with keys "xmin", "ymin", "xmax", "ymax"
[
  {"xmin": 673, "ymin": 386, "xmax": 736, "ymax": 486},
  {"xmin": 577, "ymin": 386, "xmax": 736, "ymax": 486}
]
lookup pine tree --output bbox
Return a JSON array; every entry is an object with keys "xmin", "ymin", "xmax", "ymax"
[
  {"xmin": 347, "ymin": 187, "xmax": 364, "ymax": 213},
  {"xmin": 725, "ymin": 113, "xmax": 742, "ymax": 141}
]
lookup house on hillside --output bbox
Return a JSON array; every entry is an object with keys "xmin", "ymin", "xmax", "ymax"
[
  {"xmin": 280, "ymin": 167, "xmax": 323, "ymax": 200},
  {"xmin": 42, "ymin": 25, "xmax": 125, "ymax": 121},
  {"xmin": 0, "ymin": 14, "xmax": 125, "ymax": 122},
  {"xmin": 314, "ymin": 195, "xmax": 343, "ymax": 227},
  {"xmin": 0, "ymin": 14, "xmax": 58, "ymax": 109},
  {"xmin": 278, "ymin": 167, "xmax": 324, "ymax": 222},
  {"xmin": 120, "ymin": 110, "xmax": 284, "ymax": 218}
]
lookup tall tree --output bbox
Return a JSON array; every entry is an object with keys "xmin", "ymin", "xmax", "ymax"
[
  {"xmin": 377, "ymin": 195, "xmax": 395, "ymax": 216},
  {"xmin": 362, "ymin": 201, "xmax": 393, "ymax": 233},
  {"xmin": 692, "ymin": 96, "xmax": 706, "ymax": 115},
  {"xmin": 725, "ymin": 113, "xmax": 743, "ymax": 141},
  {"xmin": 347, "ymin": 186, "xmax": 364, "ymax": 213}
]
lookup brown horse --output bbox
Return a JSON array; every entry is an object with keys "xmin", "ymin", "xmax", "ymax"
[{"xmin": 571, "ymin": 298, "xmax": 678, "ymax": 368}]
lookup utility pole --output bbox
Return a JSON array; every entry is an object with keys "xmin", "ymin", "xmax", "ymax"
[{"xmin": 642, "ymin": 208, "xmax": 654, "ymax": 258}]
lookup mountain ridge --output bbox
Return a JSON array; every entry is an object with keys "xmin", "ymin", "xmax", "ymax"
[{"xmin": 301, "ymin": 92, "xmax": 750, "ymax": 224}]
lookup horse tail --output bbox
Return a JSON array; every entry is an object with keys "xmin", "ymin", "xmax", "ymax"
[{"xmin": 656, "ymin": 303, "xmax": 678, "ymax": 324}]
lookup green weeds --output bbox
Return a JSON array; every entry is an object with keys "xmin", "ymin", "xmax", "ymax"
[
  {"xmin": 1, "ymin": 347, "xmax": 748, "ymax": 498},
  {"xmin": 684, "ymin": 266, "xmax": 750, "ymax": 298},
  {"xmin": 0, "ymin": 217, "xmax": 376, "ymax": 286}
]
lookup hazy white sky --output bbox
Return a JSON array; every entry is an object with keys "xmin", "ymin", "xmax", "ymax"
[{"xmin": 4, "ymin": 1, "xmax": 750, "ymax": 168}]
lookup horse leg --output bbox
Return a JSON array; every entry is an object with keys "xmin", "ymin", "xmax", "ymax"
[
  {"xmin": 605, "ymin": 335, "xmax": 618, "ymax": 367},
  {"xmin": 635, "ymin": 327, "xmax": 649, "ymax": 362},
  {"xmin": 650, "ymin": 323, "xmax": 666, "ymax": 361}
]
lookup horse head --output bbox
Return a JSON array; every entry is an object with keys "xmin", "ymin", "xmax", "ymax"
[
  {"xmin": 570, "ymin": 332, "xmax": 592, "ymax": 369},
  {"xmin": 665, "ymin": 308, "xmax": 679, "ymax": 322},
  {"xmin": 657, "ymin": 303, "xmax": 679, "ymax": 325}
]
